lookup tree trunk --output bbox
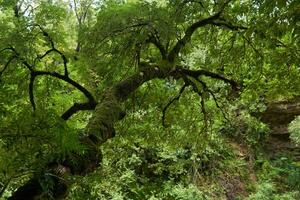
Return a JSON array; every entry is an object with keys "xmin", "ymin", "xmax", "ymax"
[
  {"xmin": 8, "ymin": 62, "xmax": 240, "ymax": 199},
  {"xmin": 9, "ymin": 66, "xmax": 170, "ymax": 199}
]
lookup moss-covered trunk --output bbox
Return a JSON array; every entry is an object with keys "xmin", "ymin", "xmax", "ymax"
[{"xmin": 8, "ymin": 66, "xmax": 170, "ymax": 200}]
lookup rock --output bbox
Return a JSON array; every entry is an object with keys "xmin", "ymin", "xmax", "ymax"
[{"xmin": 257, "ymin": 97, "xmax": 300, "ymax": 160}]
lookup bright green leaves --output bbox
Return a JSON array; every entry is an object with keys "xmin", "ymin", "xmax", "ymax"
[
  {"xmin": 0, "ymin": 0, "xmax": 300, "ymax": 199},
  {"xmin": 0, "ymin": 107, "xmax": 83, "ymax": 177},
  {"xmin": 289, "ymin": 116, "xmax": 300, "ymax": 145},
  {"xmin": 67, "ymin": 139, "xmax": 231, "ymax": 199},
  {"xmin": 81, "ymin": 1, "xmax": 181, "ymax": 80},
  {"xmin": 247, "ymin": 181, "xmax": 300, "ymax": 200},
  {"xmin": 0, "ymin": 9, "xmax": 15, "ymax": 40},
  {"xmin": 35, "ymin": 1, "xmax": 74, "ymax": 47}
]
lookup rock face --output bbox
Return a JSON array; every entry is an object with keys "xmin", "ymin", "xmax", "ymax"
[{"xmin": 258, "ymin": 97, "xmax": 300, "ymax": 160}]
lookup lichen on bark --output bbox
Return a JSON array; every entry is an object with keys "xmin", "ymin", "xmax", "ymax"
[{"xmin": 86, "ymin": 88, "xmax": 124, "ymax": 145}]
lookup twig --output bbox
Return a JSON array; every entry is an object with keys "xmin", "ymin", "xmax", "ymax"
[
  {"xmin": 176, "ymin": 67, "xmax": 240, "ymax": 91},
  {"xmin": 0, "ymin": 56, "xmax": 16, "ymax": 77},
  {"xmin": 195, "ymin": 78, "xmax": 228, "ymax": 120},
  {"xmin": 162, "ymin": 84, "xmax": 187, "ymax": 127}
]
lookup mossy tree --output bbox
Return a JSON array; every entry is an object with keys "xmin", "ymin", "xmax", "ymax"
[{"xmin": 0, "ymin": 0, "xmax": 299, "ymax": 199}]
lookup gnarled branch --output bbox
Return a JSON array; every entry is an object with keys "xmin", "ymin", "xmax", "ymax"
[
  {"xmin": 168, "ymin": 12, "xmax": 221, "ymax": 62},
  {"xmin": 33, "ymin": 70, "xmax": 97, "ymax": 119},
  {"xmin": 1, "ymin": 44, "xmax": 95, "ymax": 118},
  {"xmin": 61, "ymin": 102, "xmax": 97, "ymax": 120},
  {"xmin": 33, "ymin": 25, "xmax": 69, "ymax": 76},
  {"xmin": 168, "ymin": 0, "xmax": 232, "ymax": 62}
]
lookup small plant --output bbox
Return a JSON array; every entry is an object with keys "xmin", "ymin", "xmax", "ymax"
[
  {"xmin": 247, "ymin": 181, "xmax": 300, "ymax": 200},
  {"xmin": 288, "ymin": 116, "xmax": 300, "ymax": 145}
]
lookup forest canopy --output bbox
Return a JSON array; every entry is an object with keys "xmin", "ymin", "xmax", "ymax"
[{"xmin": 0, "ymin": 0, "xmax": 299, "ymax": 199}]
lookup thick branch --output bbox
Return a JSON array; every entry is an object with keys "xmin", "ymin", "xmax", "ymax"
[
  {"xmin": 87, "ymin": 65, "xmax": 238, "ymax": 141},
  {"xmin": 61, "ymin": 102, "xmax": 97, "ymax": 120},
  {"xmin": 86, "ymin": 66, "xmax": 173, "ymax": 145},
  {"xmin": 114, "ymin": 66, "xmax": 168, "ymax": 101}
]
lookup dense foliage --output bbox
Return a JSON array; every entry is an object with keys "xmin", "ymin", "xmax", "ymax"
[{"xmin": 0, "ymin": 0, "xmax": 299, "ymax": 199}]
